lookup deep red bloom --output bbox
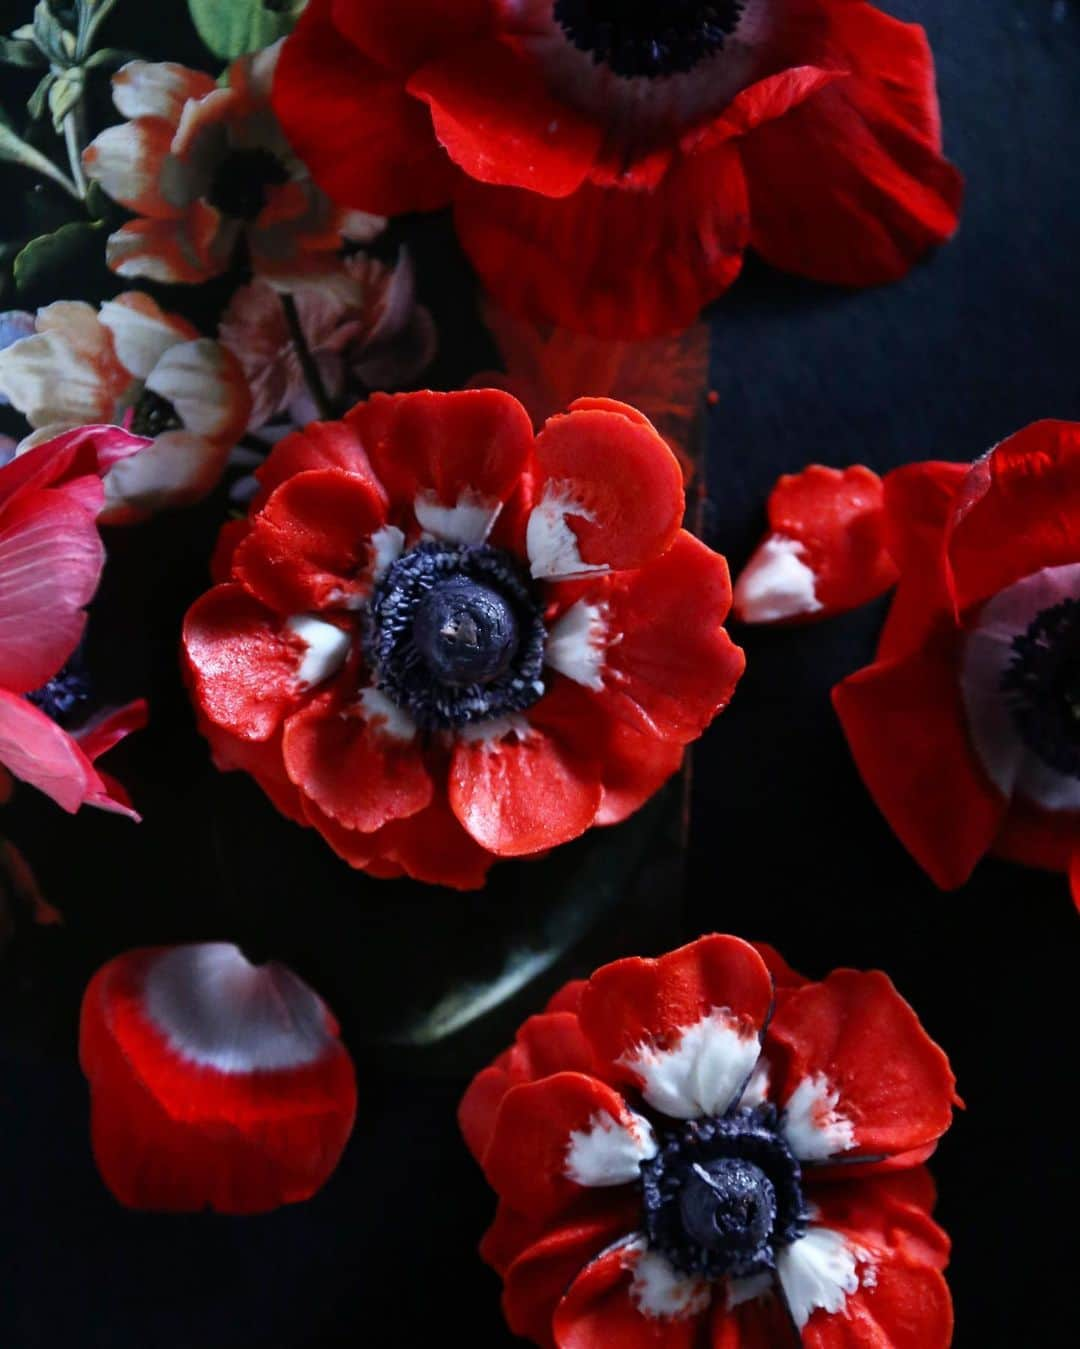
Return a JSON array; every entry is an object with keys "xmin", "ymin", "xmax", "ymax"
[
  {"xmin": 183, "ymin": 389, "xmax": 744, "ymax": 888},
  {"xmin": 272, "ymin": 0, "xmax": 962, "ymax": 338},
  {"xmin": 830, "ymin": 421, "xmax": 1080, "ymax": 909},
  {"xmin": 0, "ymin": 425, "xmax": 148, "ymax": 816},
  {"xmin": 80, "ymin": 943, "xmax": 357, "ymax": 1213},
  {"xmin": 460, "ymin": 934, "xmax": 956, "ymax": 1347}
]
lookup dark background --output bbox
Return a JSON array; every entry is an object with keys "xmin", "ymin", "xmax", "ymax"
[{"xmin": 2, "ymin": 1, "xmax": 1079, "ymax": 1345}]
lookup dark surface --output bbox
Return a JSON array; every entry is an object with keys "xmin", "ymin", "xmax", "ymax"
[{"xmin": 2, "ymin": 1, "xmax": 1080, "ymax": 1346}]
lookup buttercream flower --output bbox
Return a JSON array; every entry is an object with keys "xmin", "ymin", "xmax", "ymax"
[
  {"xmin": 80, "ymin": 943, "xmax": 356, "ymax": 1213},
  {"xmin": 0, "ymin": 294, "xmax": 250, "ymax": 523},
  {"xmin": 219, "ymin": 251, "xmax": 436, "ymax": 431},
  {"xmin": 832, "ymin": 421, "xmax": 1080, "ymax": 909},
  {"xmin": 0, "ymin": 425, "xmax": 147, "ymax": 816},
  {"xmin": 183, "ymin": 388, "xmax": 744, "ymax": 888},
  {"xmin": 461, "ymin": 934, "xmax": 956, "ymax": 1348},
  {"xmin": 272, "ymin": 0, "xmax": 962, "ymax": 338},
  {"xmin": 83, "ymin": 46, "xmax": 383, "ymax": 289}
]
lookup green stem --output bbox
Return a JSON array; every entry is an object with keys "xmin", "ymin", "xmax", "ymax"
[
  {"xmin": 62, "ymin": 109, "xmax": 87, "ymax": 198},
  {"xmin": 280, "ymin": 292, "xmax": 335, "ymax": 420},
  {"xmin": 78, "ymin": 0, "xmax": 123, "ymax": 60}
]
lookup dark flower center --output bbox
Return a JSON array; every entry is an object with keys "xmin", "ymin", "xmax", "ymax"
[
  {"xmin": 130, "ymin": 389, "xmax": 182, "ymax": 437},
  {"xmin": 1001, "ymin": 597, "xmax": 1080, "ymax": 777},
  {"xmin": 366, "ymin": 541, "xmax": 546, "ymax": 731},
  {"xmin": 207, "ymin": 147, "xmax": 289, "ymax": 222},
  {"xmin": 27, "ymin": 657, "xmax": 93, "ymax": 728},
  {"xmin": 641, "ymin": 1106, "xmax": 807, "ymax": 1279},
  {"xmin": 553, "ymin": 0, "xmax": 745, "ymax": 78}
]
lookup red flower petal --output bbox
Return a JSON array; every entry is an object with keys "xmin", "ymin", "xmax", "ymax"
[
  {"xmin": 0, "ymin": 424, "xmax": 145, "ymax": 513},
  {"xmin": 448, "ymin": 686, "xmax": 603, "ymax": 857},
  {"xmin": 733, "ymin": 466, "xmax": 897, "ymax": 626},
  {"xmin": 945, "ymin": 420, "xmax": 1080, "ymax": 614},
  {"xmin": 711, "ymin": 1294, "xmax": 800, "ymax": 1349},
  {"xmin": 272, "ymin": 0, "xmax": 457, "ymax": 215},
  {"xmin": 329, "ymin": 0, "xmax": 492, "ymax": 72},
  {"xmin": 742, "ymin": 4, "xmax": 961, "ymax": 286},
  {"xmin": 578, "ymin": 935, "xmax": 773, "ymax": 1112},
  {"xmin": 346, "ymin": 388, "xmax": 534, "ymax": 537},
  {"xmin": 0, "ymin": 487, "xmax": 103, "ymax": 693},
  {"xmin": 833, "ymin": 629, "xmax": 1005, "ymax": 889},
  {"xmin": 79, "ymin": 944, "xmax": 356, "ymax": 1213},
  {"xmin": 592, "ymin": 530, "xmax": 745, "ymax": 742},
  {"xmin": 201, "ymin": 721, "xmax": 308, "ymax": 826},
  {"xmin": 482, "ymin": 1072, "xmax": 649, "ymax": 1221},
  {"xmin": 183, "ymin": 584, "xmax": 309, "ymax": 741},
  {"xmin": 994, "ymin": 796, "xmax": 1078, "ymax": 874},
  {"xmin": 766, "ymin": 969, "xmax": 956, "ymax": 1162},
  {"xmin": 233, "ymin": 468, "xmax": 387, "ymax": 614},
  {"xmin": 528, "ymin": 405, "xmax": 684, "ymax": 578},
  {"xmin": 595, "ymin": 716, "xmax": 684, "ymax": 827},
  {"xmin": 454, "ymin": 142, "xmax": 749, "ymax": 339},
  {"xmin": 252, "ymin": 419, "xmax": 379, "ymax": 511},
  {"xmin": 409, "ymin": 39, "xmax": 602, "ymax": 197},
  {"xmin": 210, "ymin": 518, "xmax": 251, "ymax": 584},
  {"xmin": 75, "ymin": 699, "xmax": 149, "ymax": 764},
  {"xmin": 809, "ymin": 1170, "xmax": 950, "ymax": 1273},
  {"xmin": 283, "ymin": 689, "xmax": 432, "ymax": 834},
  {"xmin": 801, "ymin": 1242, "xmax": 952, "ymax": 1349},
  {"xmin": 460, "ymin": 1009, "xmax": 602, "ymax": 1164},
  {"xmin": 685, "ymin": 66, "xmax": 841, "ymax": 155},
  {"xmin": 552, "ymin": 1241, "xmax": 707, "ymax": 1349}
]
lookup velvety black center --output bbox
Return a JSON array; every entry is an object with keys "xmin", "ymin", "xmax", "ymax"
[
  {"xmin": 130, "ymin": 389, "xmax": 182, "ymax": 437},
  {"xmin": 26, "ymin": 658, "xmax": 93, "ymax": 728},
  {"xmin": 1001, "ymin": 597, "xmax": 1080, "ymax": 777},
  {"xmin": 366, "ymin": 541, "xmax": 546, "ymax": 731},
  {"xmin": 553, "ymin": 0, "xmax": 744, "ymax": 78},
  {"xmin": 641, "ymin": 1106, "xmax": 807, "ymax": 1279},
  {"xmin": 207, "ymin": 147, "xmax": 288, "ymax": 221}
]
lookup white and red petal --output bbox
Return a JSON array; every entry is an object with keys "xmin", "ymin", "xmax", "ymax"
[
  {"xmin": 82, "ymin": 118, "xmax": 179, "ymax": 219},
  {"xmin": 0, "ymin": 301, "xmax": 130, "ymax": 428},
  {"xmin": 105, "ymin": 205, "xmax": 235, "ymax": 284},
  {"xmin": 733, "ymin": 466, "xmax": 897, "ymax": 625},
  {"xmin": 143, "ymin": 338, "xmax": 250, "ymax": 444},
  {"xmin": 101, "ymin": 429, "xmax": 230, "ymax": 523},
  {"xmin": 346, "ymin": 388, "xmax": 533, "ymax": 540},
  {"xmin": 765, "ymin": 969, "xmax": 956, "ymax": 1163},
  {"xmin": 776, "ymin": 1226, "xmax": 872, "ymax": 1331},
  {"xmin": 79, "ymin": 944, "xmax": 356, "ymax": 1213},
  {"xmin": 527, "ymin": 402, "xmax": 684, "ymax": 579},
  {"xmin": 111, "ymin": 60, "xmax": 217, "ymax": 122},
  {"xmin": 801, "ymin": 1251, "xmax": 952, "ymax": 1349},
  {"xmin": 98, "ymin": 291, "xmax": 196, "ymax": 381},
  {"xmin": 483, "ymin": 1071, "xmax": 652, "ymax": 1221},
  {"xmin": 578, "ymin": 935, "xmax": 773, "ymax": 1119}
]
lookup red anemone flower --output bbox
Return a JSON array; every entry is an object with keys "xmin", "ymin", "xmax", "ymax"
[
  {"xmin": 80, "ymin": 943, "xmax": 357, "ymax": 1213},
  {"xmin": 0, "ymin": 425, "xmax": 148, "ymax": 815},
  {"xmin": 182, "ymin": 389, "xmax": 744, "ymax": 888},
  {"xmin": 272, "ymin": 0, "xmax": 962, "ymax": 338},
  {"xmin": 460, "ymin": 934, "xmax": 956, "ymax": 1348}
]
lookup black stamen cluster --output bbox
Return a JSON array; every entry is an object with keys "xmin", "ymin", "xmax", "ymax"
[
  {"xmin": 1001, "ymin": 596, "xmax": 1080, "ymax": 777},
  {"xmin": 207, "ymin": 147, "xmax": 289, "ymax": 222},
  {"xmin": 130, "ymin": 390, "xmax": 183, "ymax": 437},
  {"xmin": 27, "ymin": 657, "xmax": 94, "ymax": 728},
  {"xmin": 554, "ymin": 0, "xmax": 745, "ymax": 79}
]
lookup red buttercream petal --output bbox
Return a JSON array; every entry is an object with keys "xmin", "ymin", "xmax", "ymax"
[
  {"xmin": 330, "ymin": 0, "xmax": 492, "ymax": 72},
  {"xmin": 553, "ymin": 1242, "xmax": 707, "ymax": 1349},
  {"xmin": 832, "ymin": 629, "xmax": 1005, "ymax": 889},
  {"xmin": 766, "ymin": 969, "xmax": 956, "ymax": 1161},
  {"xmin": 233, "ymin": 468, "xmax": 387, "ymax": 614},
  {"xmin": 346, "ymin": 387, "xmax": 534, "ymax": 528},
  {"xmin": 595, "ymin": 716, "xmax": 684, "ymax": 827},
  {"xmin": 454, "ymin": 143, "xmax": 749, "ymax": 339},
  {"xmin": 593, "ymin": 530, "xmax": 745, "ymax": 742},
  {"xmin": 945, "ymin": 420, "xmax": 1080, "ymax": 614},
  {"xmin": 210, "ymin": 518, "xmax": 251, "ymax": 584},
  {"xmin": 252, "ymin": 419, "xmax": 379, "ymax": 511},
  {"xmin": 808, "ymin": 1170, "xmax": 949, "ymax": 1272},
  {"xmin": 201, "ymin": 720, "xmax": 308, "ymax": 826},
  {"xmin": 183, "ymin": 583, "xmax": 308, "ymax": 741},
  {"xmin": 733, "ymin": 465, "xmax": 897, "ymax": 626},
  {"xmin": 742, "ymin": 4, "xmax": 961, "ymax": 286},
  {"xmin": 272, "ymin": 0, "xmax": 457, "ymax": 215},
  {"xmin": 751, "ymin": 943, "xmax": 810, "ymax": 990},
  {"xmin": 409, "ymin": 39, "xmax": 602, "ymax": 197},
  {"xmin": 0, "ymin": 487, "xmax": 103, "ymax": 692},
  {"xmin": 801, "ymin": 1241, "xmax": 952, "ymax": 1349},
  {"xmin": 283, "ymin": 690, "xmax": 432, "ymax": 833},
  {"xmin": 528, "ymin": 405, "xmax": 684, "ymax": 578},
  {"xmin": 79, "ymin": 944, "xmax": 356, "ymax": 1214},
  {"xmin": 578, "ymin": 935, "xmax": 773, "ymax": 1093}
]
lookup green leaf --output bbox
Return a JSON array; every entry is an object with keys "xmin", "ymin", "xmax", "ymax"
[
  {"xmin": 0, "ymin": 36, "xmax": 46, "ymax": 67},
  {"xmin": 47, "ymin": 66, "xmax": 85, "ymax": 131},
  {"xmin": 13, "ymin": 220, "xmax": 104, "ymax": 295},
  {"xmin": 27, "ymin": 72, "xmax": 55, "ymax": 122},
  {"xmin": 31, "ymin": 2, "xmax": 72, "ymax": 65},
  {"xmin": 83, "ymin": 46, "xmax": 139, "ymax": 71},
  {"xmin": 187, "ymin": 0, "xmax": 307, "ymax": 60},
  {"xmin": 0, "ymin": 107, "xmax": 78, "ymax": 199}
]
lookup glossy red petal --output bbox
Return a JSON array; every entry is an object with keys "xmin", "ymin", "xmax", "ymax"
[
  {"xmin": 272, "ymin": 0, "xmax": 457, "ymax": 216},
  {"xmin": 183, "ymin": 583, "xmax": 309, "ymax": 741},
  {"xmin": 528, "ymin": 405, "xmax": 684, "ymax": 578},
  {"xmin": 330, "ymin": 0, "xmax": 491, "ymax": 71},
  {"xmin": 593, "ymin": 530, "xmax": 745, "ymax": 742},
  {"xmin": 751, "ymin": 943, "xmax": 810, "ymax": 990},
  {"xmin": 595, "ymin": 716, "xmax": 684, "ymax": 827},
  {"xmin": 833, "ymin": 629, "xmax": 1005, "ymax": 889},
  {"xmin": 483, "ymin": 1071, "xmax": 647, "ymax": 1220},
  {"xmin": 79, "ymin": 944, "xmax": 356, "ymax": 1214},
  {"xmin": 252, "ymin": 419, "xmax": 380, "ymax": 511},
  {"xmin": 0, "ymin": 688, "xmax": 100, "ymax": 813},
  {"xmin": 0, "ymin": 423, "xmax": 145, "ymax": 512},
  {"xmin": 553, "ymin": 1242, "xmax": 707, "ymax": 1349},
  {"xmin": 579, "ymin": 935, "xmax": 773, "ymax": 1105},
  {"xmin": 742, "ymin": 4, "xmax": 961, "ymax": 286},
  {"xmin": 233, "ymin": 468, "xmax": 387, "ymax": 614},
  {"xmin": 0, "ymin": 487, "xmax": 103, "ymax": 692},
  {"xmin": 410, "ymin": 39, "xmax": 602, "ymax": 197},
  {"xmin": 802, "ymin": 1243, "xmax": 952, "ymax": 1349},
  {"xmin": 767, "ymin": 969, "xmax": 955, "ymax": 1161},
  {"xmin": 283, "ymin": 690, "xmax": 432, "ymax": 833},
  {"xmin": 454, "ymin": 143, "xmax": 749, "ymax": 339},
  {"xmin": 686, "ymin": 67, "xmax": 841, "ymax": 155},
  {"xmin": 734, "ymin": 466, "xmax": 897, "ymax": 626},
  {"xmin": 75, "ymin": 700, "xmax": 149, "ymax": 763},
  {"xmin": 449, "ymin": 687, "xmax": 604, "ymax": 856},
  {"xmin": 945, "ymin": 420, "xmax": 1080, "ymax": 614}
]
